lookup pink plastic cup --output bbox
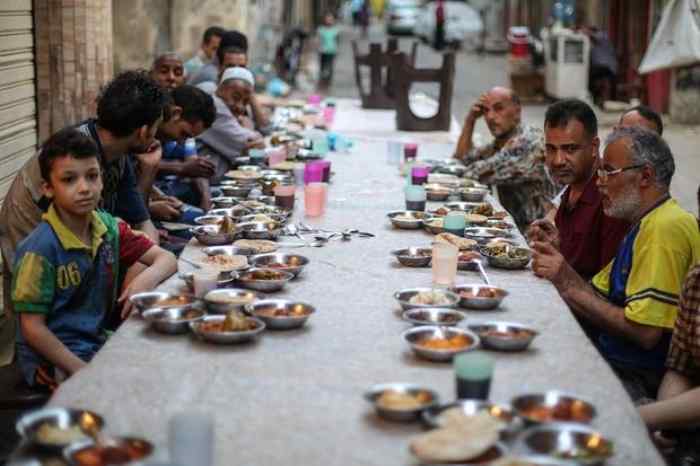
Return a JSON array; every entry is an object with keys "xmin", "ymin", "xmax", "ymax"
[
  {"xmin": 304, "ymin": 162, "xmax": 324, "ymax": 184},
  {"xmin": 304, "ymin": 182, "xmax": 328, "ymax": 217},
  {"xmin": 267, "ymin": 148, "xmax": 287, "ymax": 167},
  {"xmin": 322, "ymin": 106, "xmax": 336, "ymax": 127},
  {"xmin": 308, "ymin": 94, "xmax": 322, "ymax": 106}
]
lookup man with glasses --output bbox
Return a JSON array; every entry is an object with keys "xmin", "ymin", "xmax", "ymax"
[
  {"xmin": 528, "ymin": 99, "xmax": 629, "ymax": 280},
  {"xmin": 453, "ymin": 87, "xmax": 558, "ymax": 230},
  {"xmin": 531, "ymin": 126, "xmax": 700, "ymax": 402}
]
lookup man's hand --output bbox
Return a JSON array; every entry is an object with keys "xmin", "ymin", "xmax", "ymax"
[
  {"xmin": 149, "ymin": 200, "xmax": 180, "ymax": 221},
  {"xmin": 118, "ymin": 274, "xmax": 160, "ymax": 319},
  {"xmin": 180, "ymin": 156, "xmax": 215, "ymax": 178},
  {"xmin": 133, "ymin": 141, "xmax": 163, "ymax": 171},
  {"xmin": 527, "ymin": 219, "xmax": 560, "ymax": 250},
  {"xmin": 466, "ymin": 93, "xmax": 488, "ymax": 124},
  {"xmin": 531, "ymin": 241, "xmax": 576, "ymax": 291},
  {"xmin": 245, "ymin": 137, "xmax": 265, "ymax": 150}
]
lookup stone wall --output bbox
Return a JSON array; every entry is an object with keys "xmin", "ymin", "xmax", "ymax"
[
  {"xmin": 35, "ymin": 0, "xmax": 114, "ymax": 140},
  {"xmin": 670, "ymin": 66, "xmax": 700, "ymax": 124},
  {"xmin": 112, "ymin": 0, "xmax": 289, "ymax": 72}
]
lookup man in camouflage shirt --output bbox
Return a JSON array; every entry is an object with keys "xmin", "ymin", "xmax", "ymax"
[{"xmin": 454, "ymin": 87, "xmax": 559, "ymax": 230}]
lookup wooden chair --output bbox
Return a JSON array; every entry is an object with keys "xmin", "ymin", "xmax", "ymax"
[
  {"xmin": 351, "ymin": 38, "xmax": 417, "ymax": 109},
  {"xmin": 391, "ymin": 51, "xmax": 456, "ymax": 131}
]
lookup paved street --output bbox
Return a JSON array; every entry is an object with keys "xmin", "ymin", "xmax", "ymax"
[{"xmin": 323, "ymin": 21, "xmax": 699, "ymax": 214}]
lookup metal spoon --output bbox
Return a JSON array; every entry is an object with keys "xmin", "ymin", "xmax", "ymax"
[{"xmin": 472, "ymin": 258, "xmax": 491, "ymax": 286}]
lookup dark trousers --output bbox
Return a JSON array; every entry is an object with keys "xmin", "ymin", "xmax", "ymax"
[{"xmin": 319, "ymin": 53, "xmax": 335, "ymax": 87}]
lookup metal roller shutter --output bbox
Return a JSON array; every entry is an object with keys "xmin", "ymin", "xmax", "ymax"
[{"xmin": 0, "ymin": 0, "xmax": 36, "ymax": 205}]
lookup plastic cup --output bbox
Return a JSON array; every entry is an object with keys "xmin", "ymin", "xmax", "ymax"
[
  {"xmin": 443, "ymin": 212, "xmax": 466, "ymax": 237},
  {"xmin": 317, "ymin": 161, "xmax": 331, "ymax": 182},
  {"xmin": 405, "ymin": 185, "xmax": 426, "ymax": 211},
  {"xmin": 193, "ymin": 270, "xmax": 219, "ymax": 298},
  {"xmin": 274, "ymin": 184, "xmax": 296, "ymax": 210},
  {"xmin": 322, "ymin": 106, "xmax": 336, "ymax": 127},
  {"xmin": 454, "ymin": 352, "xmax": 494, "ymax": 400},
  {"xmin": 304, "ymin": 182, "xmax": 328, "ymax": 217},
  {"xmin": 169, "ymin": 412, "xmax": 213, "ymax": 466},
  {"xmin": 432, "ymin": 242, "xmax": 458, "ymax": 287},
  {"xmin": 387, "ymin": 141, "xmax": 403, "ymax": 165},
  {"xmin": 411, "ymin": 166, "xmax": 430, "ymax": 185},
  {"xmin": 304, "ymin": 162, "xmax": 324, "ymax": 184},
  {"xmin": 312, "ymin": 136, "xmax": 329, "ymax": 156},
  {"xmin": 249, "ymin": 148, "xmax": 267, "ymax": 166},
  {"xmin": 293, "ymin": 163, "xmax": 306, "ymax": 187},
  {"xmin": 267, "ymin": 147, "xmax": 286, "ymax": 167},
  {"xmin": 308, "ymin": 94, "xmax": 322, "ymax": 106},
  {"xmin": 404, "ymin": 143, "xmax": 418, "ymax": 161}
]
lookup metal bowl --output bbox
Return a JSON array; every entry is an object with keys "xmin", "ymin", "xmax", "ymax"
[
  {"xmin": 450, "ymin": 284, "xmax": 509, "ymax": 310},
  {"xmin": 426, "ymin": 188, "xmax": 452, "ymax": 202},
  {"xmin": 237, "ymin": 268, "xmax": 294, "ymax": 292},
  {"xmin": 394, "ymin": 287, "xmax": 460, "ymax": 310},
  {"xmin": 422, "ymin": 218, "xmax": 445, "ymax": 235},
  {"xmin": 433, "ymin": 164, "xmax": 467, "ymax": 177},
  {"xmin": 179, "ymin": 271, "xmax": 237, "ymax": 291},
  {"xmin": 211, "ymin": 196, "xmax": 246, "ymax": 208},
  {"xmin": 402, "ymin": 308, "xmax": 465, "ymax": 326},
  {"xmin": 221, "ymin": 184, "xmax": 253, "ymax": 198},
  {"xmin": 191, "ymin": 225, "xmax": 239, "ymax": 246},
  {"xmin": 514, "ymin": 423, "xmax": 613, "ymax": 465},
  {"xmin": 240, "ymin": 213, "xmax": 288, "ymax": 225},
  {"xmin": 249, "ymin": 253, "xmax": 309, "ymax": 277},
  {"xmin": 64, "ymin": 437, "xmax": 153, "ymax": 465},
  {"xmin": 464, "ymin": 227, "xmax": 512, "ymax": 244},
  {"xmin": 460, "ymin": 188, "xmax": 488, "ymax": 202},
  {"xmin": 142, "ymin": 306, "xmax": 206, "ymax": 334},
  {"xmin": 511, "ymin": 392, "xmax": 597, "ymax": 425},
  {"xmin": 194, "ymin": 214, "xmax": 224, "ymax": 226},
  {"xmin": 422, "ymin": 400, "xmax": 517, "ymax": 432},
  {"xmin": 246, "ymin": 299, "xmax": 315, "ymax": 330},
  {"xmin": 129, "ymin": 292, "xmax": 203, "ymax": 314},
  {"xmin": 391, "ymin": 247, "xmax": 432, "ymax": 267},
  {"xmin": 189, "ymin": 314, "xmax": 266, "ymax": 344},
  {"xmin": 204, "ymin": 288, "xmax": 261, "ymax": 313},
  {"xmin": 203, "ymin": 244, "xmax": 257, "ymax": 257},
  {"xmin": 16, "ymin": 408, "xmax": 104, "ymax": 452},
  {"xmin": 444, "ymin": 201, "xmax": 483, "ymax": 212},
  {"xmin": 402, "ymin": 326, "xmax": 480, "ymax": 362},
  {"xmin": 364, "ymin": 383, "xmax": 439, "ymax": 422},
  {"xmin": 237, "ymin": 221, "xmax": 281, "ymax": 240},
  {"xmin": 481, "ymin": 245, "xmax": 533, "ymax": 270},
  {"xmin": 468, "ymin": 321, "xmax": 539, "ymax": 351},
  {"xmin": 208, "ymin": 207, "xmax": 250, "ymax": 219},
  {"xmin": 457, "ymin": 252, "xmax": 482, "ymax": 271},
  {"xmin": 486, "ymin": 219, "xmax": 515, "ymax": 230},
  {"xmin": 220, "ymin": 179, "xmax": 257, "ymax": 186},
  {"xmin": 236, "ymin": 164, "xmax": 262, "ymax": 173},
  {"xmin": 387, "ymin": 211, "xmax": 433, "ymax": 230}
]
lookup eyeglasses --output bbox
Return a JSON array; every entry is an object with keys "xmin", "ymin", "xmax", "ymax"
[{"xmin": 596, "ymin": 164, "xmax": 646, "ymax": 182}]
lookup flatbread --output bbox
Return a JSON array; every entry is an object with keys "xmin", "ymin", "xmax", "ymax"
[
  {"xmin": 409, "ymin": 412, "xmax": 500, "ymax": 464},
  {"xmin": 196, "ymin": 254, "xmax": 248, "ymax": 271},
  {"xmin": 234, "ymin": 239, "xmax": 278, "ymax": 254},
  {"xmin": 434, "ymin": 233, "xmax": 477, "ymax": 250}
]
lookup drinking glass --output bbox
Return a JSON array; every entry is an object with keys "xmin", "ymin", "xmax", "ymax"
[
  {"xmin": 304, "ymin": 182, "xmax": 328, "ymax": 217},
  {"xmin": 405, "ymin": 185, "xmax": 427, "ymax": 211},
  {"xmin": 432, "ymin": 242, "xmax": 458, "ymax": 287},
  {"xmin": 304, "ymin": 162, "xmax": 324, "ymax": 184},
  {"xmin": 404, "ymin": 143, "xmax": 418, "ymax": 161},
  {"xmin": 386, "ymin": 141, "xmax": 403, "ymax": 165},
  {"xmin": 443, "ymin": 212, "xmax": 466, "ymax": 237},
  {"xmin": 193, "ymin": 270, "xmax": 219, "ymax": 298},
  {"xmin": 274, "ymin": 184, "xmax": 296, "ymax": 210},
  {"xmin": 454, "ymin": 352, "xmax": 494, "ymax": 400},
  {"xmin": 411, "ymin": 166, "xmax": 430, "ymax": 185}
]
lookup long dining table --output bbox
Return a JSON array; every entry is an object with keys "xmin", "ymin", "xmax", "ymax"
[{"xmin": 11, "ymin": 99, "xmax": 664, "ymax": 465}]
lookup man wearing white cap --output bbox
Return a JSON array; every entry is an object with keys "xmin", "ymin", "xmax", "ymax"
[{"xmin": 196, "ymin": 67, "xmax": 264, "ymax": 180}]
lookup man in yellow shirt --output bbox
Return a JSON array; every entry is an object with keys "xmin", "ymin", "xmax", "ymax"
[{"xmin": 531, "ymin": 126, "xmax": 700, "ymax": 401}]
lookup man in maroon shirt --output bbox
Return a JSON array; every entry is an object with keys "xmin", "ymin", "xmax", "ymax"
[{"xmin": 528, "ymin": 99, "xmax": 629, "ymax": 280}]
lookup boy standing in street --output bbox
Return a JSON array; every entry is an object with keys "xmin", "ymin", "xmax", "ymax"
[
  {"xmin": 317, "ymin": 13, "xmax": 339, "ymax": 91},
  {"xmin": 12, "ymin": 128, "xmax": 177, "ymax": 389}
]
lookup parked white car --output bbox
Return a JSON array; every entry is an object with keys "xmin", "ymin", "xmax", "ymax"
[
  {"xmin": 385, "ymin": 0, "xmax": 421, "ymax": 35},
  {"xmin": 413, "ymin": 1, "xmax": 483, "ymax": 48}
]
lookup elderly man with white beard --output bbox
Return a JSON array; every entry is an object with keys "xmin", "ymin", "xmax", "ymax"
[{"xmin": 531, "ymin": 126, "xmax": 700, "ymax": 403}]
